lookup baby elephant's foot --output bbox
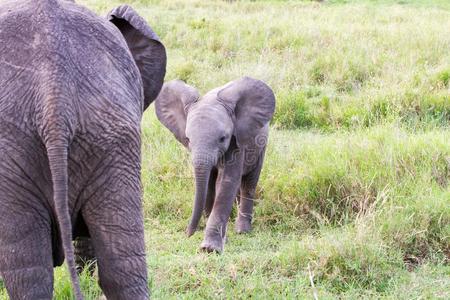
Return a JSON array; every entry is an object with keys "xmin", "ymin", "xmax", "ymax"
[
  {"xmin": 235, "ymin": 218, "xmax": 252, "ymax": 234},
  {"xmin": 200, "ymin": 236, "xmax": 224, "ymax": 254}
]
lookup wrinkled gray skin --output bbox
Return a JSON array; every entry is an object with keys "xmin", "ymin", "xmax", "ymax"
[
  {"xmin": 155, "ymin": 77, "xmax": 275, "ymax": 253},
  {"xmin": 0, "ymin": 1, "xmax": 166, "ymax": 299}
]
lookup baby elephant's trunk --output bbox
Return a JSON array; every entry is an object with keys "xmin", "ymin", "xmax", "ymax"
[{"xmin": 186, "ymin": 154, "xmax": 215, "ymax": 237}]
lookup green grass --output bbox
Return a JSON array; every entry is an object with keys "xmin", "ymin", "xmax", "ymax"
[{"xmin": 1, "ymin": 0, "xmax": 450, "ymax": 299}]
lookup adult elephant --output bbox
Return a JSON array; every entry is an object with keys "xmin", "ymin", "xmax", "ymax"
[{"xmin": 0, "ymin": 1, "xmax": 166, "ymax": 299}]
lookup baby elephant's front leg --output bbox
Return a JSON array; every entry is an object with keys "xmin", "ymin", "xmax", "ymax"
[{"xmin": 201, "ymin": 160, "xmax": 243, "ymax": 253}]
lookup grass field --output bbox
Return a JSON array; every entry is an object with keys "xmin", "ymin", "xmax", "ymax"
[{"xmin": 1, "ymin": 0, "xmax": 449, "ymax": 299}]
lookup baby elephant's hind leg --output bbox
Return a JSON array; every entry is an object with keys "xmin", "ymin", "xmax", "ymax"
[
  {"xmin": 235, "ymin": 180, "xmax": 257, "ymax": 233},
  {"xmin": 204, "ymin": 168, "xmax": 218, "ymax": 219},
  {"xmin": 235, "ymin": 157, "xmax": 264, "ymax": 234}
]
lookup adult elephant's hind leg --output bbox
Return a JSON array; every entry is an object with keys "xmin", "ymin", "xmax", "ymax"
[
  {"xmin": 0, "ymin": 204, "xmax": 54, "ymax": 299},
  {"xmin": 82, "ymin": 159, "xmax": 149, "ymax": 300},
  {"xmin": 0, "ymin": 136, "xmax": 54, "ymax": 299}
]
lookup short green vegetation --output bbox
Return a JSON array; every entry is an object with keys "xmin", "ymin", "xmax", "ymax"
[{"xmin": 1, "ymin": 0, "xmax": 449, "ymax": 299}]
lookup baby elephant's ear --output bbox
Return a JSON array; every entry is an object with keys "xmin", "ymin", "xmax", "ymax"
[
  {"xmin": 108, "ymin": 5, "xmax": 167, "ymax": 110},
  {"xmin": 217, "ymin": 77, "xmax": 275, "ymax": 147},
  {"xmin": 155, "ymin": 80, "xmax": 200, "ymax": 147}
]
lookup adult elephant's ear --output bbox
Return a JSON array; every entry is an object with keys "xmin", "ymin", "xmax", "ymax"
[
  {"xmin": 217, "ymin": 77, "xmax": 275, "ymax": 147},
  {"xmin": 155, "ymin": 80, "xmax": 200, "ymax": 147},
  {"xmin": 108, "ymin": 5, "xmax": 167, "ymax": 110}
]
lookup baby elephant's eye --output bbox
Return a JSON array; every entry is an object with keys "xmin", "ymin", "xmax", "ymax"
[
  {"xmin": 185, "ymin": 137, "xmax": 190, "ymax": 145},
  {"xmin": 219, "ymin": 136, "xmax": 226, "ymax": 143}
]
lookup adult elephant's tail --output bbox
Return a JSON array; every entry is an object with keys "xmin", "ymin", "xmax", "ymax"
[
  {"xmin": 39, "ymin": 87, "xmax": 83, "ymax": 299},
  {"xmin": 46, "ymin": 143, "xmax": 83, "ymax": 300}
]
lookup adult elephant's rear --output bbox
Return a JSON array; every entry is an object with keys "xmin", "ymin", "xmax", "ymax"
[{"xmin": 0, "ymin": 1, "xmax": 166, "ymax": 299}]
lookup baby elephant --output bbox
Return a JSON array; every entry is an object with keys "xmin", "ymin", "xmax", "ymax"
[{"xmin": 155, "ymin": 77, "xmax": 275, "ymax": 253}]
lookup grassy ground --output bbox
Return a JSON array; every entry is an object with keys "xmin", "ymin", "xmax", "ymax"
[{"xmin": 1, "ymin": 0, "xmax": 449, "ymax": 299}]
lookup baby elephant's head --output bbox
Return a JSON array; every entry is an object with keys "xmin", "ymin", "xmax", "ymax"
[{"xmin": 155, "ymin": 77, "xmax": 275, "ymax": 169}]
